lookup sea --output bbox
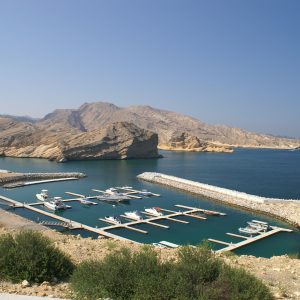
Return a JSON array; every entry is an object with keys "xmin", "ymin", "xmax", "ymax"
[{"xmin": 0, "ymin": 148, "xmax": 299, "ymax": 258}]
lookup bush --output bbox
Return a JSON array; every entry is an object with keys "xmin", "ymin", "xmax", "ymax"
[
  {"xmin": 0, "ymin": 230, "xmax": 74, "ymax": 283},
  {"xmin": 70, "ymin": 243, "xmax": 274, "ymax": 300}
]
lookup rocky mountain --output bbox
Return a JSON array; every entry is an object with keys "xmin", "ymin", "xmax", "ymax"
[
  {"xmin": 37, "ymin": 102, "xmax": 300, "ymax": 150},
  {"xmin": 0, "ymin": 117, "xmax": 159, "ymax": 161},
  {"xmin": 1, "ymin": 102, "xmax": 299, "ymax": 161}
]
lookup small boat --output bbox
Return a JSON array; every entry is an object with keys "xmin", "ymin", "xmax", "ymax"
[
  {"xmin": 238, "ymin": 226, "xmax": 261, "ymax": 235},
  {"xmin": 247, "ymin": 221, "xmax": 268, "ymax": 231},
  {"xmin": 36, "ymin": 189, "xmax": 48, "ymax": 201},
  {"xmin": 44, "ymin": 197, "xmax": 70, "ymax": 211},
  {"xmin": 124, "ymin": 211, "xmax": 143, "ymax": 220},
  {"xmin": 140, "ymin": 189, "xmax": 153, "ymax": 196},
  {"xmin": 104, "ymin": 216, "xmax": 122, "ymax": 224},
  {"xmin": 145, "ymin": 207, "xmax": 163, "ymax": 216},
  {"xmin": 79, "ymin": 198, "xmax": 95, "ymax": 205}
]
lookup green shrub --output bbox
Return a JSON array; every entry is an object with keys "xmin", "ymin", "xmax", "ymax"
[
  {"xmin": 71, "ymin": 243, "xmax": 274, "ymax": 300},
  {"xmin": 0, "ymin": 230, "xmax": 74, "ymax": 283}
]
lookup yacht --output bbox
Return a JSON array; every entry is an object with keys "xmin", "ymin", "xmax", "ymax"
[
  {"xmin": 145, "ymin": 207, "xmax": 163, "ymax": 216},
  {"xmin": 104, "ymin": 216, "xmax": 122, "ymax": 224},
  {"xmin": 36, "ymin": 189, "xmax": 48, "ymax": 201},
  {"xmin": 96, "ymin": 193, "xmax": 130, "ymax": 202},
  {"xmin": 44, "ymin": 197, "xmax": 70, "ymax": 211},
  {"xmin": 124, "ymin": 211, "xmax": 143, "ymax": 220}
]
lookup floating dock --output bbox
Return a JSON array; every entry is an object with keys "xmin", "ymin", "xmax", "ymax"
[
  {"xmin": 208, "ymin": 226, "xmax": 293, "ymax": 253},
  {"xmin": 0, "ymin": 195, "xmax": 139, "ymax": 243},
  {"xmin": 98, "ymin": 205, "xmax": 225, "ymax": 234}
]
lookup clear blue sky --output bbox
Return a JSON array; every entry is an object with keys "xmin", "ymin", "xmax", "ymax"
[{"xmin": 0, "ymin": 0, "xmax": 299, "ymax": 137}]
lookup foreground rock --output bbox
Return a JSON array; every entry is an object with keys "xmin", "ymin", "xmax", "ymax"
[{"xmin": 0, "ymin": 119, "xmax": 159, "ymax": 161}]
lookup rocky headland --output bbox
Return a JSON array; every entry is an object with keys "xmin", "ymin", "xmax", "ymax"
[{"xmin": 0, "ymin": 118, "xmax": 160, "ymax": 162}]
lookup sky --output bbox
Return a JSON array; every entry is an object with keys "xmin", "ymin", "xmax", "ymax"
[{"xmin": 0, "ymin": 0, "xmax": 299, "ymax": 138}]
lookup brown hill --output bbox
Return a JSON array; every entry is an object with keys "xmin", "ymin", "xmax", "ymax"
[{"xmin": 0, "ymin": 118, "xmax": 159, "ymax": 161}]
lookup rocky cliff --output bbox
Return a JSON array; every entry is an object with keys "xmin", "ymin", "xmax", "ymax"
[{"xmin": 0, "ymin": 118, "xmax": 159, "ymax": 161}]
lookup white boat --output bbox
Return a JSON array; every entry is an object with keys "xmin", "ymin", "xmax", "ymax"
[
  {"xmin": 44, "ymin": 197, "xmax": 70, "ymax": 211},
  {"xmin": 36, "ymin": 189, "xmax": 48, "ymax": 201},
  {"xmin": 247, "ymin": 221, "xmax": 268, "ymax": 231},
  {"xmin": 140, "ymin": 189, "xmax": 153, "ymax": 196},
  {"xmin": 238, "ymin": 226, "xmax": 261, "ymax": 235},
  {"xmin": 80, "ymin": 198, "xmax": 95, "ymax": 205},
  {"xmin": 124, "ymin": 211, "xmax": 143, "ymax": 220},
  {"xmin": 104, "ymin": 216, "xmax": 122, "ymax": 224},
  {"xmin": 145, "ymin": 207, "xmax": 163, "ymax": 216}
]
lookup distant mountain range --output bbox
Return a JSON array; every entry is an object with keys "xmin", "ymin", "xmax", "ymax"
[{"xmin": 0, "ymin": 102, "xmax": 299, "ymax": 161}]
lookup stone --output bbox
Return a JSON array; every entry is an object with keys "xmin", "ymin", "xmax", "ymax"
[{"xmin": 21, "ymin": 280, "xmax": 30, "ymax": 288}]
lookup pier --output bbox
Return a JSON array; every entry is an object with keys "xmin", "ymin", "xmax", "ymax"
[
  {"xmin": 0, "ymin": 195, "xmax": 140, "ymax": 243},
  {"xmin": 208, "ymin": 226, "xmax": 293, "ymax": 253},
  {"xmin": 98, "ymin": 204, "xmax": 224, "ymax": 233}
]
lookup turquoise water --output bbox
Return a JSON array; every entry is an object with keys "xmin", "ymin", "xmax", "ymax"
[{"xmin": 0, "ymin": 148, "xmax": 299, "ymax": 257}]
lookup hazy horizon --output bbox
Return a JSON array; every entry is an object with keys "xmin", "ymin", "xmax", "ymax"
[{"xmin": 1, "ymin": 1, "xmax": 299, "ymax": 138}]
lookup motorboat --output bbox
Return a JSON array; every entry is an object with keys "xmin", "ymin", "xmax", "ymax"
[
  {"xmin": 140, "ymin": 189, "xmax": 153, "ymax": 196},
  {"xmin": 44, "ymin": 197, "xmax": 70, "ymax": 211},
  {"xmin": 238, "ymin": 226, "xmax": 261, "ymax": 235},
  {"xmin": 79, "ymin": 197, "xmax": 95, "ymax": 205},
  {"xmin": 104, "ymin": 216, "xmax": 122, "ymax": 224},
  {"xmin": 247, "ymin": 221, "xmax": 268, "ymax": 231},
  {"xmin": 124, "ymin": 211, "xmax": 143, "ymax": 220},
  {"xmin": 36, "ymin": 189, "xmax": 48, "ymax": 201},
  {"xmin": 145, "ymin": 207, "xmax": 163, "ymax": 216}
]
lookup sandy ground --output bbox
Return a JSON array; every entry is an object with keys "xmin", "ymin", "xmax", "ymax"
[{"xmin": 0, "ymin": 209, "xmax": 299, "ymax": 299}]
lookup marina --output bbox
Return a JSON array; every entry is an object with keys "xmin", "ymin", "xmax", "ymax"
[{"xmin": 0, "ymin": 149, "xmax": 299, "ymax": 258}]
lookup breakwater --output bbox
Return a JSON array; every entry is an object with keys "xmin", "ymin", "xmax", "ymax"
[
  {"xmin": 0, "ymin": 172, "xmax": 86, "ymax": 187},
  {"xmin": 137, "ymin": 172, "xmax": 300, "ymax": 228}
]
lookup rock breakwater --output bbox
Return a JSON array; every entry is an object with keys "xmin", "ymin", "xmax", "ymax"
[
  {"xmin": 0, "ymin": 172, "xmax": 86, "ymax": 187},
  {"xmin": 137, "ymin": 172, "xmax": 300, "ymax": 228}
]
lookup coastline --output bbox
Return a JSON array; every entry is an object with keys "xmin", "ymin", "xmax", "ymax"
[{"xmin": 137, "ymin": 172, "xmax": 300, "ymax": 228}]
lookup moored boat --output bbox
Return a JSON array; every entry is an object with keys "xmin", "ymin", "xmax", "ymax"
[
  {"xmin": 104, "ymin": 216, "xmax": 122, "ymax": 224},
  {"xmin": 124, "ymin": 211, "xmax": 143, "ymax": 220},
  {"xmin": 44, "ymin": 197, "xmax": 70, "ymax": 211},
  {"xmin": 36, "ymin": 189, "xmax": 48, "ymax": 201},
  {"xmin": 145, "ymin": 207, "xmax": 163, "ymax": 216}
]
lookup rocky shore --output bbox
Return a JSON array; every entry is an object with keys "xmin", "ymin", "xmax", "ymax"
[
  {"xmin": 0, "ymin": 209, "xmax": 300, "ymax": 299},
  {"xmin": 137, "ymin": 172, "xmax": 300, "ymax": 228}
]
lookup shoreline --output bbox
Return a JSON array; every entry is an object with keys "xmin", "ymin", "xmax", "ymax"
[{"xmin": 137, "ymin": 172, "xmax": 300, "ymax": 229}]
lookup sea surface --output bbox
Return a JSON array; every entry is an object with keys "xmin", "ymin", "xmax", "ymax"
[{"xmin": 0, "ymin": 148, "xmax": 299, "ymax": 258}]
